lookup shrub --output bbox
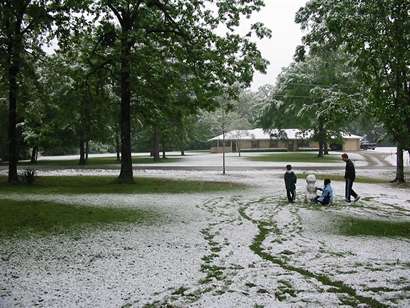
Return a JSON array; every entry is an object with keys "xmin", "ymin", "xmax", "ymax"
[{"xmin": 19, "ymin": 168, "xmax": 36, "ymax": 185}]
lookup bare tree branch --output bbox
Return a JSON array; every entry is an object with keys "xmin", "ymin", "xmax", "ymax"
[{"xmin": 107, "ymin": 1, "xmax": 124, "ymax": 27}]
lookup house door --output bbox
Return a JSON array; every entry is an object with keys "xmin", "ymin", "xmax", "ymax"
[{"xmin": 232, "ymin": 142, "xmax": 237, "ymax": 152}]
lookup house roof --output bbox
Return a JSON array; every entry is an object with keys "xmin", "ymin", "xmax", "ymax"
[
  {"xmin": 209, "ymin": 128, "xmax": 363, "ymax": 141},
  {"xmin": 340, "ymin": 133, "xmax": 363, "ymax": 139}
]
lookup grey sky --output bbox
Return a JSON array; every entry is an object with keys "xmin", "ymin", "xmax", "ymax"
[{"xmin": 243, "ymin": 0, "xmax": 308, "ymax": 91}]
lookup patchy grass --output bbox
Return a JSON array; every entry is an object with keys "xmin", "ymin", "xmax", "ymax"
[
  {"xmin": 0, "ymin": 176, "xmax": 245, "ymax": 195},
  {"xmin": 238, "ymin": 207, "xmax": 388, "ymax": 308},
  {"xmin": 337, "ymin": 217, "xmax": 410, "ymax": 238},
  {"xmin": 0, "ymin": 199, "xmax": 156, "ymax": 238},
  {"xmin": 200, "ymin": 227, "xmax": 226, "ymax": 284},
  {"xmin": 296, "ymin": 173, "xmax": 387, "ymax": 184},
  {"xmin": 246, "ymin": 152, "xmax": 339, "ymax": 163},
  {"xmin": 13, "ymin": 156, "xmax": 180, "ymax": 167}
]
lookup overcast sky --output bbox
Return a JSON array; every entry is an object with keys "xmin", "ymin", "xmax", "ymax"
[{"xmin": 242, "ymin": 0, "xmax": 308, "ymax": 91}]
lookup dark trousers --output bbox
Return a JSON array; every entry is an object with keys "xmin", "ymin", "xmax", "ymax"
[
  {"xmin": 313, "ymin": 196, "xmax": 330, "ymax": 205},
  {"xmin": 345, "ymin": 179, "xmax": 358, "ymax": 201},
  {"xmin": 286, "ymin": 189, "xmax": 296, "ymax": 202}
]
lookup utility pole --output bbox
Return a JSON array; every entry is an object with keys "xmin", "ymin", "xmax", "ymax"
[
  {"xmin": 222, "ymin": 106, "xmax": 226, "ymax": 175},
  {"xmin": 237, "ymin": 133, "xmax": 241, "ymax": 157}
]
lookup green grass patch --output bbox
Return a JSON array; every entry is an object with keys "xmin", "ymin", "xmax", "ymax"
[
  {"xmin": 0, "ymin": 176, "xmax": 244, "ymax": 195},
  {"xmin": 0, "ymin": 199, "xmax": 156, "ymax": 238},
  {"xmin": 246, "ymin": 152, "xmax": 339, "ymax": 163},
  {"xmin": 13, "ymin": 156, "xmax": 180, "ymax": 167},
  {"xmin": 238, "ymin": 208, "xmax": 388, "ymax": 307},
  {"xmin": 337, "ymin": 217, "xmax": 410, "ymax": 238},
  {"xmin": 296, "ymin": 173, "xmax": 387, "ymax": 184}
]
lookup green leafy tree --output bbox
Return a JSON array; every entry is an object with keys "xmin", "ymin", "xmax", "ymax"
[
  {"xmin": 296, "ymin": 0, "xmax": 410, "ymax": 181},
  {"xmin": 260, "ymin": 51, "xmax": 362, "ymax": 157},
  {"xmin": 0, "ymin": 77, "xmax": 8, "ymax": 160},
  {"xmin": 187, "ymin": 86, "xmax": 273, "ymax": 152},
  {"xmin": 0, "ymin": 0, "xmax": 57, "ymax": 182},
  {"xmin": 40, "ymin": 44, "xmax": 116, "ymax": 164},
  {"xmin": 20, "ymin": 54, "xmax": 49, "ymax": 163},
  {"xmin": 78, "ymin": 0, "xmax": 271, "ymax": 182}
]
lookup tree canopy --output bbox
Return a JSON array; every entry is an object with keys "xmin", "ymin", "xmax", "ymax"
[
  {"xmin": 0, "ymin": 0, "xmax": 271, "ymax": 183},
  {"xmin": 260, "ymin": 50, "xmax": 363, "ymax": 156},
  {"xmin": 296, "ymin": 0, "xmax": 410, "ymax": 179}
]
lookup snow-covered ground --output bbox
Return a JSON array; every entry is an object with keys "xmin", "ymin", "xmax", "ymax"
[
  {"xmin": 374, "ymin": 147, "xmax": 410, "ymax": 167},
  {"xmin": 2, "ymin": 150, "xmax": 367, "ymax": 171},
  {"xmin": 1, "ymin": 151, "xmax": 410, "ymax": 307}
]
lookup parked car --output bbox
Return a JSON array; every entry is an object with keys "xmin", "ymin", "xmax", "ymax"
[{"xmin": 360, "ymin": 141, "xmax": 376, "ymax": 150}]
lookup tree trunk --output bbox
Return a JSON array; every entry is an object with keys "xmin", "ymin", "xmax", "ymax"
[
  {"xmin": 317, "ymin": 121, "xmax": 325, "ymax": 158},
  {"xmin": 394, "ymin": 146, "xmax": 405, "ymax": 183},
  {"xmin": 79, "ymin": 140, "xmax": 86, "ymax": 165},
  {"xmin": 118, "ymin": 26, "xmax": 133, "ymax": 182},
  {"xmin": 85, "ymin": 140, "xmax": 89, "ymax": 161},
  {"xmin": 179, "ymin": 125, "xmax": 186, "ymax": 157},
  {"xmin": 162, "ymin": 139, "xmax": 166, "ymax": 159},
  {"xmin": 116, "ymin": 134, "xmax": 121, "ymax": 161},
  {"xmin": 7, "ymin": 36, "xmax": 22, "ymax": 183},
  {"xmin": 153, "ymin": 127, "xmax": 160, "ymax": 161},
  {"xmin": 8, "ymin": 64, "xmax": 19, "ymax": 183},
  {"xmin": 30, "ymin": 146, "xmax": 38, "ymax": 164},
  {"xmin": 324, "ymin": 141, "xmax": 329, "ymax": 155}
]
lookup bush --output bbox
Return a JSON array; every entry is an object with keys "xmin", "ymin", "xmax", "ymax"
[{"xmin": 19, "ymin": 168, "xmax": 36, "ymax": 185}]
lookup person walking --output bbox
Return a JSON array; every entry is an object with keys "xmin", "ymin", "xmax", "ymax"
[
  {"xmin": 284, "ymin": 164, "xmax": 297, "ymax": 203},
  {"xmin": 341, "ymin": 153, "xmax": 360, "ymax": 202}
]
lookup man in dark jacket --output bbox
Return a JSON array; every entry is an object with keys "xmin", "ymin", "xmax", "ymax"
[
  {"xmin": 342, "ymin": 153, "xmax": 360, "ymax": 202},
  {"xmin": 284, "ymin": 164, "xmax": 297, "ymax": 203}
]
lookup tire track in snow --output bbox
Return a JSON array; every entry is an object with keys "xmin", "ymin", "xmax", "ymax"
[
  {"xmin": 193, "ymin": 196, "xmax": 343, "ymax": 306},
  {"xmin": 144, "ymin": 196, "xmax": 266, "ymax": 306},
  {"xmin": 238, "ymin": 198, "xmax": 389, "ymax": 308},
  {"xmin": 144, "ymin": 195, "xmax": 405, "ymax": 307}
]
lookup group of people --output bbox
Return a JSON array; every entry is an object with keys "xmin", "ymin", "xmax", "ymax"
[{"xmin": 284, "ymin": 153, "xmax": 360, "ymax": 205}]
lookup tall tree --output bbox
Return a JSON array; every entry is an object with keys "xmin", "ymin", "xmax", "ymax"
[
  {"xmin": 260, "ymin": 51, "xmax": 362, "ymax": 157},
  {"xmin": 0, "ymin": 1, "xmax": 55, "ymax": 183},
  {"xmin": 84, "ymin": 0, "xmax": 270, "ymax": 182},
  {"xmin": 296, "ymin": 0, "xmax": 410, "ymax": 181},
  {"xmin": 37, "ymin": 36, "xmax": 116, "ymax": 165}
]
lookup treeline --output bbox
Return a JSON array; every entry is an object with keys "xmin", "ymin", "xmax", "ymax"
[
  {"xmin": 0, "ymin": 0, "xmax": 271, "ymax": 183},
  {"xmin": 260, "ymin": 0, "xmax": 410, "ymax": 183}
]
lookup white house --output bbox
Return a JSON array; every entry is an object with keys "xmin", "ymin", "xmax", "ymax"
[{"xmin": 209, "ymin": 128, "xmax": 362, "ymax": 153}]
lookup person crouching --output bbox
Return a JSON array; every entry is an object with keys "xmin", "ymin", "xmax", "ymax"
[
  {"xmin": 314, "ymin": 179, "xmax": 334, "ymax": 205},
  {"xmin": 284, "ymin": 164, "xmax": 297, "ymax": 203}
]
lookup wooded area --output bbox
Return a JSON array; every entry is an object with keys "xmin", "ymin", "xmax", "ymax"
[
  {"xmin": 1, "ymin": 0, "xmax": 409, "ymax": 183},
  {"xmin": 0, "ymin": 0, "xmax": 271, "ymax": 183}
]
